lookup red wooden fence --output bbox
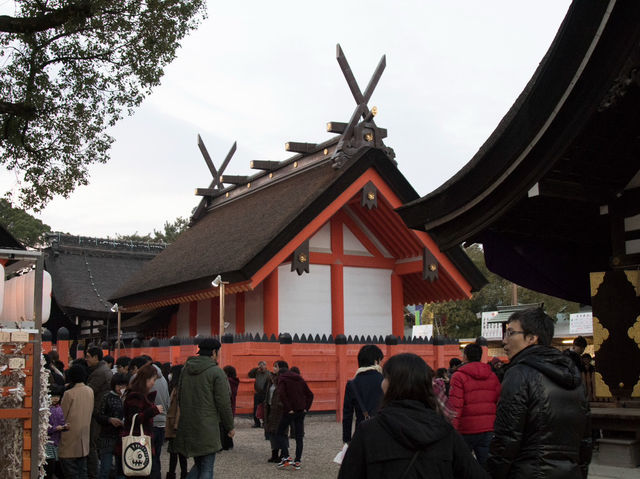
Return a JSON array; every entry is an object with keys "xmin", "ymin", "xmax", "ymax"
[{"xmin": 44, "ymin": 338, "xmax": 464, "ymax": 420}]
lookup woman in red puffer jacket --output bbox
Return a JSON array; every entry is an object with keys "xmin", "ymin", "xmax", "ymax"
[{"xmin": 446, "ymin": 344, "xmax": 501, "ymax": 466}]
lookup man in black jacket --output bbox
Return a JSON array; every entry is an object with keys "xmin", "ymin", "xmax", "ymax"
[
  {"xmin": 487, "ymin": 308, "xmax": 592, "ymax": 479},
  {"xmin": 342, "ymin": 344, "xmax": 384, "ymax": 444}
]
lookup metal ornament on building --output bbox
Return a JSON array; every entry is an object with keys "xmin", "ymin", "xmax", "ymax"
[
  {"xmin": 361, "ymin": 182, "xmax": 378, "ymax": 210},
  {"xmin": 291, "ymin": 240, "xmax": 310, "ymax": 276},
  {"xmin": 423, "ymin": 247, "xmax": 439, "ymax": 282}
]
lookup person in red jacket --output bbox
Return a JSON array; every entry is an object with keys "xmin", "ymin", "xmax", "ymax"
[
  {"xmin": 274, "ymin": 361, "xmax": 314, "ymax": 471},
  {"xmin": 446, "ymin": 343, "xmax": 501, "ymax": 466}
]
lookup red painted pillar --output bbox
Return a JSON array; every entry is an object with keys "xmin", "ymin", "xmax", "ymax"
[
  {"xmin": 189, "ymin": 301, "xmax": 198, "ymax": 337},
  {"xmin": 57, "ymin": 340, "xmax": 70, "ymax": 369},
  {"xmin": 391, "ymin": 273, "xmax": 404, "ymax": 337},
  {"xmin": 331, "ymin": 263, "xmax": 344, "ymax": 336},
  {"xmin": 263, "ymin": 269, "xmax": 279, "ymax": 337},
  {"xmin": 210, "ymin": 298, "xmax": 220, "ymax": 336},
  {"xmin": 236, "ymin": 292, "xmax": 246, "ymax": 334}
]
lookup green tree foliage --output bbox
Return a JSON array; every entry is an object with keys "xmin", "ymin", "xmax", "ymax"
[
  {"xmin": 422, "ymin": 244, "xmax": 580, "ymax": 339},
  {"xmin": 0, "ymin": 1, "xmax": 207, "ymax": 210},
  {"xmin": 115, "ymin": 216, "xmax": 188, "ymax": 244},
  {"xmin": 0, "ymin": 198, "xmax": 51, "ymax": 246}
]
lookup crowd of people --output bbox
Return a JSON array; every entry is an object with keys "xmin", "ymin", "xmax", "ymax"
[
  {"xmin": 339, "ymin": 307, "xmax": 592, "ymax": 479},
  {"xmin": 41, "ymin": 307, "xmax": 593, "ymax": 478}
]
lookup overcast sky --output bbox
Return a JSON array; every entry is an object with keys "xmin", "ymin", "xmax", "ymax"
[{"xmin": 2, "ymin": 1, "xmax": 572, "ymax": 238}]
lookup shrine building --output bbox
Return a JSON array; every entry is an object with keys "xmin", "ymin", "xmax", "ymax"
[{"xmin": 111, "ymin": 46, "xmax": 485, "ymax": 339}]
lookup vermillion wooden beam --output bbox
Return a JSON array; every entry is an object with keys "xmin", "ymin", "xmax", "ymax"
[{"xmin": 263, "ymin": 269, "xmax": 278, "ymax": 337}]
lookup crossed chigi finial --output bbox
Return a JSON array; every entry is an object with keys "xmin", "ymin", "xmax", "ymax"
[
  {"xmin": 192, "ymin": 44, "xmax": 394, "ymax": 216},
  {"xmin": 329, "ymin": 43, "xmax": 394, "ymax": 168}
]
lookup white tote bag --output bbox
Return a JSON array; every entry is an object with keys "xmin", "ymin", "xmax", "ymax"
[{"xmin": 122, "ymin": 413, "xmax": 152, "ymax": 477}]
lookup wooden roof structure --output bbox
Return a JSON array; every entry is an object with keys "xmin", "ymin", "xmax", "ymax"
[
  {"xmin": 111, "ymin": 45, "xmax": 486, "ymax": 311},
  {"xmin": 398, "ymin": 0, "xmax": 640, "ymax": 305},
  {"xmin": 45, "ymin": 234, "xmax": 164, "ymax": 318}
]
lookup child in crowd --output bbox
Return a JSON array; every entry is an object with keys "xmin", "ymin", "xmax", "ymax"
[
  {"xmin": 45, "ymin": 394, "xmax": 67, "ymax": 478},
  {"xmin": 95, "ymin": 373, "xmax": 128, "ymax": 479}
]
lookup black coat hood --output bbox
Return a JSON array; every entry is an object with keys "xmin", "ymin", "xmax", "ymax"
[
  {"xmin": 510, "ymin": 345, "xmax": 581, "ymax": 390},
  {"xmin": 377, "ymin": 400, "xmax": 451, "ymax": 451}
]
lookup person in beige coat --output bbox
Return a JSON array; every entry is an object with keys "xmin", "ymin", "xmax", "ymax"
[{"xmin": 59, "ymin": 365, "xmax": 94, "ymax": 479}]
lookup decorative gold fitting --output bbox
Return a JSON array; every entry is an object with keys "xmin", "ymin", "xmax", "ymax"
[
  {"xmin": 269, "ymin": 173, "xmax": 273, "ymax": 179},
  {"xmin": 323, "ymin": 148, "xmax": 328, "ymax": 155},
  {"xmin": 225, "ymin": 192, "xmax": 229, "ymax": 198},
  {"xmin": 612, "ymin": 256, "xmax": 621, "ymax": 266},
  {"xmin": 294, "ymin": 161, "xmax": 298, "ymax": 168},
  {"xmin": 367, "ymin": 192, "xmax": 375, "ymax": 201},
  {"xmin": 619, "ymin": 382, "xmax": 625, "ymax": 388},
  {"xmin": 247, "ymin": 182, "xmax": 251, "ymax": 188},
  {"xmin": 371, "ymin": 106, "xmax": 378, "ymax": 116},
  {"xmin": 250, "ymin": 161, "xmax": 254, "ymax": 168},
  {"xmin": 326, "ymin": 123, "xmax": 332, "ymax": 132},
  {"xmin": 298, "ymin": 253, "xmax": 307, "ymax": 263},
  {"xmin": 220, "ymin": 175, "xmax": 224, "ymax": 183},
  {"xmin": 364, "ymin": 133, "xmax": 374, "ymax": 142},
  {"xmin": 285, "ymin": 142, "xmax": 290, "ymax": 151},
  {"xmin": 428, "ymin": 264, "xmax": 437, "ymax": 272}
]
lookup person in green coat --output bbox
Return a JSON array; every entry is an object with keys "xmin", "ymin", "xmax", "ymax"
[{"xmin": 174, "ymin": 338, "xmax": 235, "ymax": 478}]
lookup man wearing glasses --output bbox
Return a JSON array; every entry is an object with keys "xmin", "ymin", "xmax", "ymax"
[{"xmin": 486, "ymin": 308, "xmax": 592, "ymax": 479}]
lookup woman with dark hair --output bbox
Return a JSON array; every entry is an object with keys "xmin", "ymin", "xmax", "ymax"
[
  {"xmin": 166, "ymin": 365, "xmax": 188, "ymax": 479},
  {"xmin": 338, "ymin": 353, "xmax": 488, "ymax": 479},
  {"xmin": 116, "ymin": 364, "xmax": 163, "ymax": 479}
]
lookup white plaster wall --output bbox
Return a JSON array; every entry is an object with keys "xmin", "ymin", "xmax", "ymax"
[
  {"xmin": 278, "ymin": 264, "xmax": 331, "ymax": 336},
  {"xmin": 197, "ymin": 299, "xmax": 211, "ymax": 336},
  {"xmin": 344, "ymin": 267, "xmax": 392, "ymax": 337},
  {"xmin": 244, "ymin": 283, "xmax": 264, "ymax": 334},
  {"xmin": 343, "ymin": 224, "xmax": 372, "ymax": 256},
  {"xmin": 176, "ymin": 302, "xmax": 190, "ymax": 337},
  {"xmin": 309, "ymin": 222, "xmax": 331, "ymax": 253}
]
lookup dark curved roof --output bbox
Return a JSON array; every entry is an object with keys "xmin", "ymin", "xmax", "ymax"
[
  {"xmin": 45, "ymin": 234, "xmax": 163, "ymax": 316},
  {"xmin": 397, "ymin": 0, "xmax": 640, "ymax": 304}
]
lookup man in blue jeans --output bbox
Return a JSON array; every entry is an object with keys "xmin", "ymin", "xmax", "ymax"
[
  {"xmin": 173, "ymin": 338, "xmax": 235, "ymax": 478},
  {"xmin": 275, "ymin": 361, "xmax": 314, "ymax": 470}
]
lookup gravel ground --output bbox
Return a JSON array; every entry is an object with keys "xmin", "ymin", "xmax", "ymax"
[{"xmin": 160, "ymin": 414, "xmax": 343, "ymax": 478}]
